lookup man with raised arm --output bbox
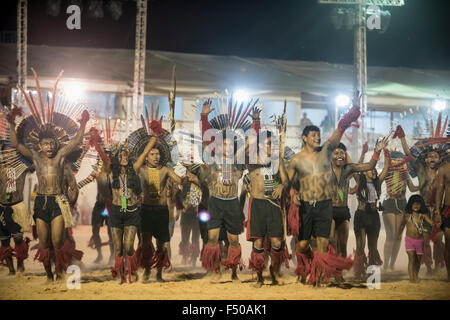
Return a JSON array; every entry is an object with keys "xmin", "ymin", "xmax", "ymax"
[
  {"xmin": 329, "ymin": 140, "xmax": 387, "ymax": 264},
  {"xmin": 199, "ymin": 100, "xmax": 249, "ymax": 283},
  {"xmin": 288, "ymin": 93, "xmax": 361, "ymax": 287},
  {"xmin": 133, "ymin": 121, "xmax": 193, "ymax": 282},
  {"xmin": 8, "ymin": 107, "xmax": 89, "ymax": 283}
]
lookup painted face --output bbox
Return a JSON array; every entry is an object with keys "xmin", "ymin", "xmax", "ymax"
[
  {"xmin": 302, "ymin": 130, "xmax": 321, "ymax": 149},
  {"xmin": 146, "ymin": 148, "xmax": 160, "ymax": 167},
  {"xmin": 391, "ymin": 157, "xmax": 404, "ymax": 166},
  {"xmin": 411, "ymin": 201, "xmax": 421, "ymax": 213},
  {"xmin": 332, "ymin": 148, "xmax": 346, "ymax": 166},
  {"xmin": 119, "ymin": 149, "xmax": 129, "ymax": 166},
  {"xmin": 425, "ymin": 151, "xmax": 440, "ymax": 169},
  {"xmin": 365, "ymin": 168, "xmax": 377, "ymax": 180},
  {"xmin": 39, "ymin": 138, "xmax": 57, "ymax": 158}
]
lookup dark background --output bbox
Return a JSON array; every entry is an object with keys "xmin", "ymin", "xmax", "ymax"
[{"xmin": 0, "ymin": 0, "xmax": 449, "ymax": 69}]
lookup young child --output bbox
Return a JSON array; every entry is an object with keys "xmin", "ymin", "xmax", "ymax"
[{"xmin": 400, "ymin": 195, "xmax": 434, "ymax": 283}]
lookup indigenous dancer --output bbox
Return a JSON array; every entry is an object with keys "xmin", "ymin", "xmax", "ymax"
[
  {"xmin": 288, "ymin": 92, "xmax": 361, "ymax": 286},
  {"xmin": 329, "ymin": 140, "xmax": 386, "ymax": 262},
  {"xmin": 129, "ymin": 120, "xmax": 190, "ymax": 282},
  {"xmin": 435, "ymin": 161, "xmax": 450, "ymax": 281},
  {"xmin": 0, "ymin": 139, "xmax": 34, "ymax": 275},
  {"xmin": 400, "ymin": 195, "xmax": 433, "ymax": 283},
  {"xmin": 379, "ymin": 148, "xmax": 418, "ymax": 272},
  {"xmin": 246, "ymin": 114, "xmax": 290, "ymax": 287},
  {"xmin": 8, "ymin": 70, "xmax": 90, "ymax": 282},
  {"xmin": 395, "ymin": 121, "xmax": 448, "ymax": 274},
  {"xmin": 199, "ymin": 98, "xmax": 255, "ymax": 283},
  {"xmin": 353, "ymin": 145, "xmax": 385, "ymax": 280}
]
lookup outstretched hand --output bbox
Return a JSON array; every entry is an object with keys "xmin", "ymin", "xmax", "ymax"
[
  {"xmin": 375, "ymin": 136, "xmax": 389, "ymax": 153},
  {"xmin": 201, "ymin": 99, "xmax": 214, "ymax": 115}
]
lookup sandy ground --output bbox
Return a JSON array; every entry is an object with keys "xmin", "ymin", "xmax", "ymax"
[{"xmin": 0, "ymin": 224, "xmax": 449, "ymax": 300}]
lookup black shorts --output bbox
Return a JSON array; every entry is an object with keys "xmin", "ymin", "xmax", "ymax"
[
  {"xmin": 141, "ymin": 205, "xmax": 170, "ymax": 243},
  {"xmin": 333, "ymin": 206, "xmax": 351, "ymax": 229},
  {"xmin": 298, "ymin": 200, "xmax": 333, "ymax": 241},
  {"xmin": 108, "ymin": 204, "xmax": 141, "ymax": 230},
  {"xmin": 354, "ymin": 205, "xmax": 381, "ymax": 236},
  {"xmin": 382, "ymin": 198, "xmax": 406, "ymax": 215},
  {"xmin": 91, "ymin": 201, "xmax": 109, "ymax": 226},
  {"xmin": 0, "ymin": 204, "xmax": 22, "ymax": 240},
  {"xmin": 34, "ymin": 195, "xmax": 62, "ymax": 224},
  {"xmin": 207, "ymin": 196, "xmax": 242, "ymax": 235},
  {"xmin": 248, "ymin": 198, "xmax": 283, "ymax": 240}
]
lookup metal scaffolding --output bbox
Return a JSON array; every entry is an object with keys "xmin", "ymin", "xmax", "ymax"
[
  {"xmin": 318, "ymin": 0, "xmax": 405, "ymax": 145},
  {"xmin": 17, "ymin": 0, "xmax": 27, "ymax": 103},
  {"xmin": 131, "ymin": 0, "xmax": 148, "ymax": 133}
]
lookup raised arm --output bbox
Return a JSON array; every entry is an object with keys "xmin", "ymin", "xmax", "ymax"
[
  {"xmin": 7, "ymin": 107, "xmax": 33, "ymax": 160},
  {"xmin": 87, "ymin": 127, "xmax": 111, "ymax": 171},
  {"xmin": 378, "ymin": 148, "xmax": 390, "ymax": 182},
  {"xmin": 323, "ymin": 91, "xmax": 361, "ymax": 152},
  {"xmin": 133, "ymin": 136, "xmax": 157, "ymax": 172},
  {"xmin": 59, "ymin": 109, "xmax": 90, "ymax": 158},
  {"xmin": 200, "ymin": 99, "xmax": 213, "ymax": 146},
  {"xmin": 394, "ymin": 124, "xmax": 421, "ymax": 172},
  {"xmin": 406, "ymin": 174, "xmax": 420, "ymax": 192},
  {"xmin": 349, "ymin": 138, "xmax": 387, "ymax": 173}
]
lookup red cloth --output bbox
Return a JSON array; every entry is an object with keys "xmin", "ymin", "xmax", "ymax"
[
  {"xmin": 248, "ymin": 250, "xmax": 265, "ymax": 273},
  {"xmin": 353, "ymin": 250, "xmax": 367, "ymax": 278},
  {"xmin": 271, "ymin": 248, "xmax": 283, "ymax": 271},
  {"xmin": 6, "ymin": 106, "xmax": 23, "ymax": 124},
  {"xmin": 14, "ymin": 237, "xmax": 30, "ymax": 264},
  {"xmin": 201, "ymin": 243, "xmax": 222, "ymax": 271},
  {"xmin": 149, "ymin": 120, "xmax": 163, "ymax": 136},
  {"xmin": 126, "ymin": 251, "xmax": 139, "ymax": 284},
  {"xmin": 34, "ymin": 248, "xmax": 51, "ymax": 267},
  {"xmin": 0, "ymin": 246, "xmax": 14, "ymax": 265},
  {"xmin": 54, "ymin": 247, "xmax": 69, "ymax": 274},
  {"xmin": 295, "ymin": 248, "xmax": 313, "ymax": 280},
  {"xmin": 153, "ymin": 248, "xmax": 171, "ymax": 271},
  {"xmin": 393, "ymin": 125, "xmax": 405, "ymax": 139},
  {"xmin": 337, "ymin": 105, "xmax": 361, "ymax": 132},
  {"xmin": 111, "ymin": 256, "xmax": 125, "ymax": 284},
  {"xmin": 63, "ymin": 231, "xmax": 84, "ymax": 262},
  {"xmin": 138, "ymin": 243, "xmax": 155, "ymax": 270},
  {"xmin": 308, "ymin": 247, "xmax": 354, "ymax": 285},
  {"xmin": 222, "ymin": 245, "xmax": 246, "ymax": 271}
]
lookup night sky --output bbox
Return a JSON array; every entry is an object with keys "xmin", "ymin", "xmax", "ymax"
[{"xmin": 0, "ymin": 0, "xmax": 449, "ymax": 70}]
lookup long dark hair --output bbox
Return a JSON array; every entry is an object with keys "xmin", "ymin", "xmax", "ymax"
[
  {"xmin": 405, "ymin": 194, "xmax": 428, "ymax": 214},
  {"xmin": 111, "ymin": 152, "xmax": 142, "ymax": 195},
  {"xmin": 357, "ymin": 171, "xmax": 381, "ymax": 203}
]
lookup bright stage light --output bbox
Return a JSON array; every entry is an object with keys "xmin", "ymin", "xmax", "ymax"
[
  {"xmin": 233, "ymin": 89, "xmax": 249, "ymax": 104},
  {"xmin": 63, "ymin": 82, "xmax": 85, "ymax": 101},
  {"xmin": 432, "ymin": 99, "xmax": 446, "ymax": 111},
  {"xmin": 101, "ymin": 208, "xmax": 109, "ymax": 217},
  {"xmin": 198, "ymin": 211, "xmax": 211, "ymax": 223},
  {"xmin": 335, "ymin": 94, "xmax": 350, "ymax": 108}
]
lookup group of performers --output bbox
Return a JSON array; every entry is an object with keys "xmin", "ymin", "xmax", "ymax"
[{"xmin": 0, "ymin": 71, "xmax": 449, "ymax": 287}]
